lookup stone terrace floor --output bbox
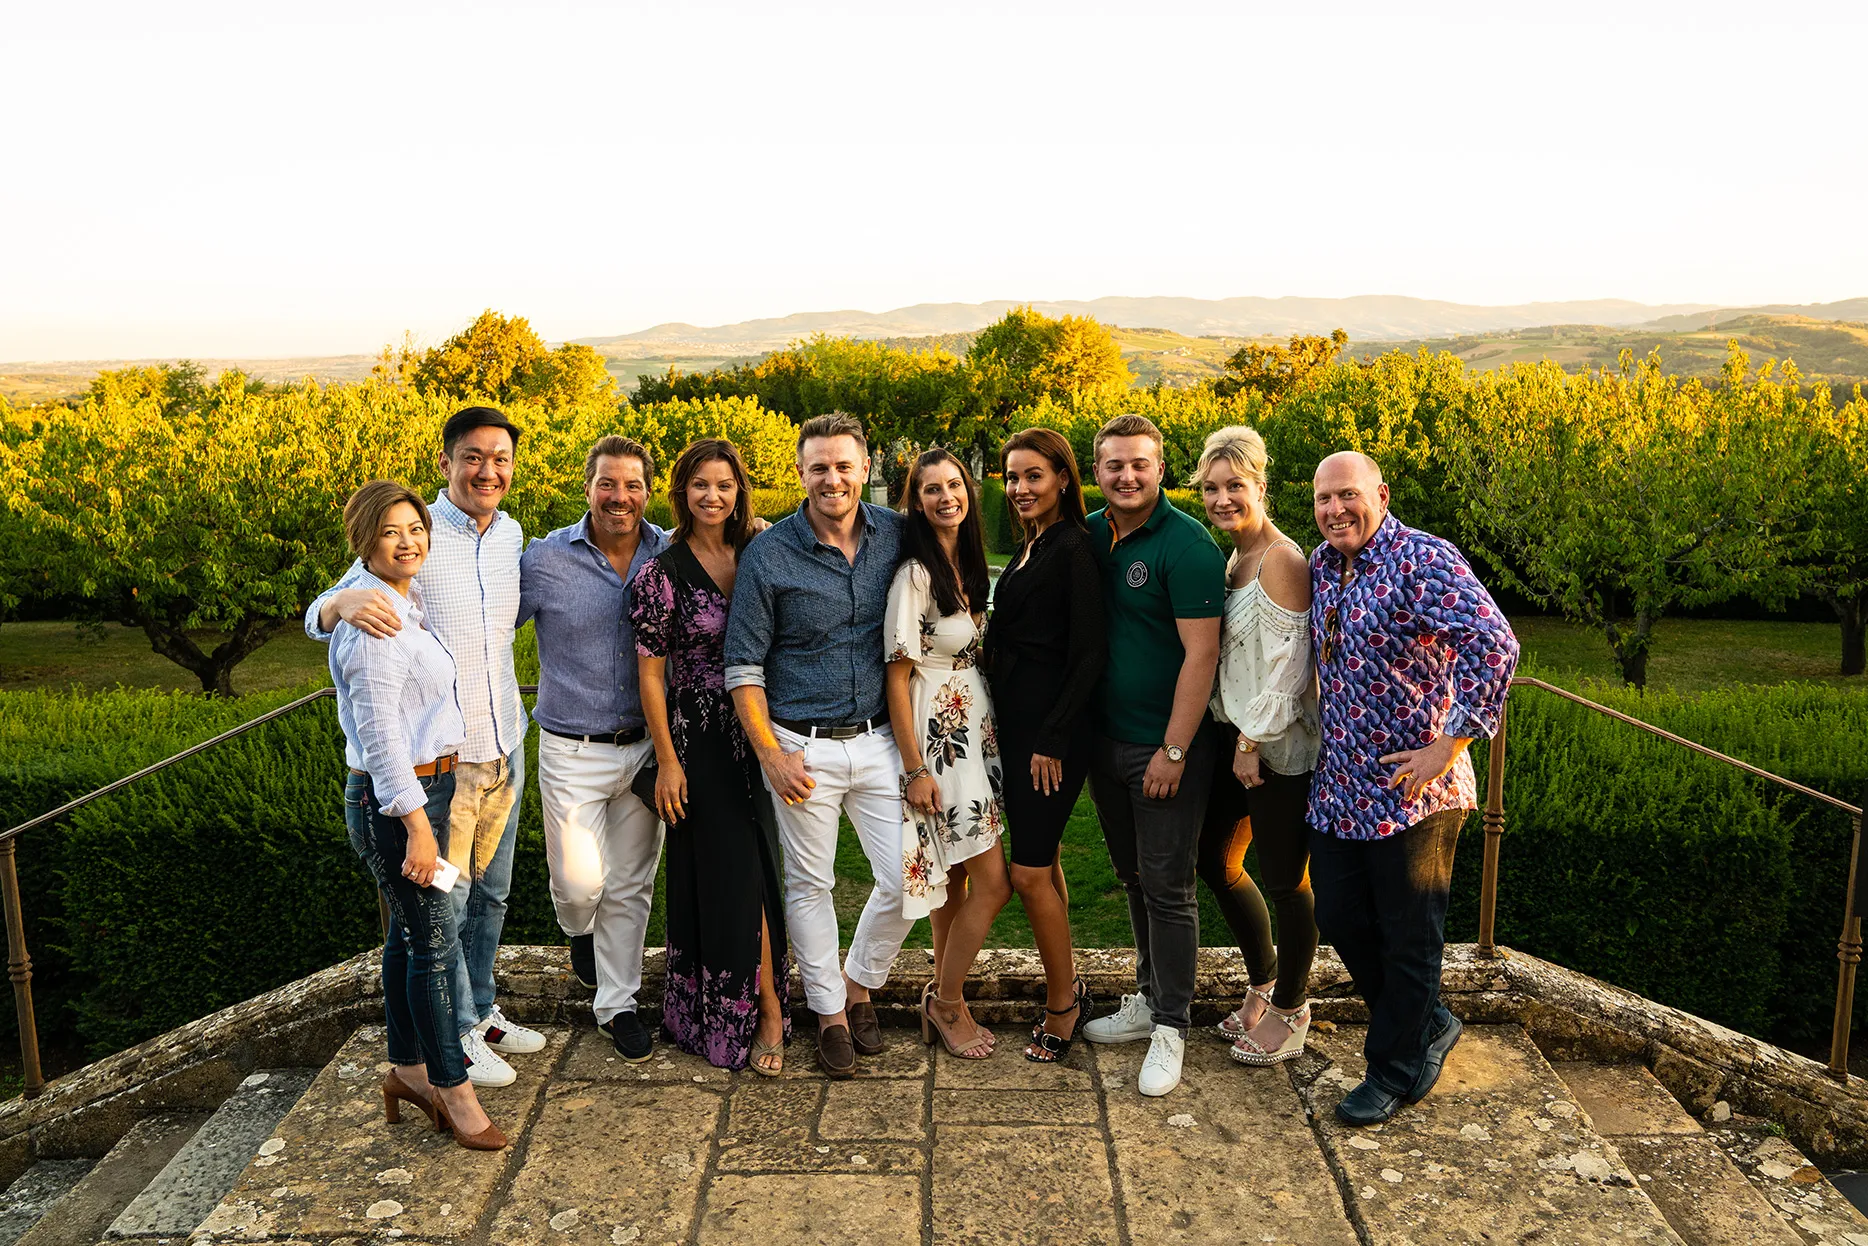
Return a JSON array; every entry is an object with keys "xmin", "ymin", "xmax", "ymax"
[{"xmin": 189, "ymin": 1015, "xmax": 1868, "ymax": 1246}]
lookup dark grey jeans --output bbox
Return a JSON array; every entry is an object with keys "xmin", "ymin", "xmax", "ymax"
[{"xmin": 1088, "ymin": 724, "xmax": 1219, "ymax": 1031}]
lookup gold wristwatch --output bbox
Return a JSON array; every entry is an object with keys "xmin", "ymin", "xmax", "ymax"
[{"xmin": 1237, "ymin": 735, "xmax": 1258, "ymax": 755}]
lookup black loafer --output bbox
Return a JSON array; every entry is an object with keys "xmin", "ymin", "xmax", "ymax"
[
  {"xmin": 1406, "ymin": 1013, "xmax": 1464, "ymax": 1104},
  {"xmin": 1336, "ymin": 1077, "xmax": 1406, "ymax": 1127},
  {"xmin": 569, "ymin": 934, "xmax": 598, "ymax": 990},
  {"xmin": 601, "ymin": 1011, "xmax": 653, "ymax": 1063}
]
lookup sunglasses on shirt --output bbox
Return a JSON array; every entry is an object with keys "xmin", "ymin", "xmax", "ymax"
[{"xmin": 1318, "ymin": 604, "xmax": 1341, "ymax": 665}]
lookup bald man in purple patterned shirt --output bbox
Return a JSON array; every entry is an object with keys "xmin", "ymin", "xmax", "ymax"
[{"xmin": 1307, "ymin": 452, "xmax": 1519, "ymax": 1127}]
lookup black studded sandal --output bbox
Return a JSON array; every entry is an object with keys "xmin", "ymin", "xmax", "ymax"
[
  {"xmin": 1029, "ymin": 976, "xmax": 1089, "ymax": 1044},
  {"xmin": 1025, "ymin": 981, "xmax": 1091, "ymax": 1064}
]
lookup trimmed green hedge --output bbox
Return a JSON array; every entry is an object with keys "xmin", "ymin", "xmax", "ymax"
[
  {"xmin": 1444, "ymin": 680, "xmax": 1867, "ymax": 1042},
  {"xmin": 3, "ymin": 675, "xmax": 1863, "ymax": 1059}
]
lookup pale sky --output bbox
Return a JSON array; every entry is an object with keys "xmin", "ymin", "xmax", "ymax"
[{"xmin": 5, "ymin": 0, "xmax": 1865, "ymax": 361}]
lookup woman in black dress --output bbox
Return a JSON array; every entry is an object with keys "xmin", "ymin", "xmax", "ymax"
[
  {"xmin": 984, "ymin": 427, "xmax": 1106, "ymax": 1063},
  {"xmin": 633, "ymin": 439, "xmax": 791, "ymax": 1074}
]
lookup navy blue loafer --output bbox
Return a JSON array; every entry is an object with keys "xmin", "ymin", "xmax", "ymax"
[
  {"xmin": 1336, "ymin": 1077, "xmax": 1406, "ymax": 1126},
  {"xmin": 1406, "ymin": 1013, "xmax": 1464, "ymax": 1105}
]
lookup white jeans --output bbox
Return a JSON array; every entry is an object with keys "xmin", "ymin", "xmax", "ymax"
[
  {"xmin": 767, "ymin": 723, "xmax": 912, "ymax": 1014},
  {"xmin": 539, "ymin": 732, "xmax": 664, "ymax": 1024}
]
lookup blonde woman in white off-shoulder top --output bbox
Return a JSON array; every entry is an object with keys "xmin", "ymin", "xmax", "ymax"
[{"xmin": 1193, "ymin": 426, "xmax": 1322, "ymax": 1068}]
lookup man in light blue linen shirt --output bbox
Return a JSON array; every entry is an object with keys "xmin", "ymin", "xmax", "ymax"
[
  {"xmin": 307, "ymin": 406, "xmax": 544, "ymax": 1087},
  {"xmin": 517, "ymin": 434, "xmax": 670, "ymax": 1064}
]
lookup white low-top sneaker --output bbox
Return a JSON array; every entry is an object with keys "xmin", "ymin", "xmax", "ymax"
[
  {"xmin": 1138, "ymin": 1025, "xmax": 1186, "ymax": 1097},
  {"xmin": 1083, "ymin": 991, "xmax": 1155, "ymax": 1044},
  {"xmin": 479, "ymin": 1006, "xmax": 546, "ymax": 1055},
  {"xmin": 460, "ymin": 1027, "xmax": 517, "ymax": 1087}
]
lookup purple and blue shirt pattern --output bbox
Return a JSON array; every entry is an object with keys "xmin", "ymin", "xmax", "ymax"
[{"xmin": 1309, "ymin": 513, "xmax": 1519, "ymax": 841}]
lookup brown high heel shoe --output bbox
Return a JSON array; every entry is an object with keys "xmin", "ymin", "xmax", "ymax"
[
  {"xmin": 433, "ymin": 1099, "xmax": 509, "ymax": 1151},
  {"xmin": 381, "ymin": 1068, "xmax": 440, "ymax": 1130}
]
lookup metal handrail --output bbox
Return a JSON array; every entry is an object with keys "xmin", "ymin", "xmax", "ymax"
[
  {"xmin": 1475, "ymin": 676, "xmax": 1866, "ymax": 1080},
  {"xmin": 2, "ymin": 674, "xmax": 1862, "ymax": 1099},
  {"xmin": 0, "ymin": 681, "xmax": 543, "ymax": 1098}
]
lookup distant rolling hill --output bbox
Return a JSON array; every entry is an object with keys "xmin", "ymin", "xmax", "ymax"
[
  {"xmin": 572, "ymin": 295, "xmax": 1729, "ymax": 352},
  {"xmin": 1640, "ymin": 298, "xmax": 1868, "ymax": 333},
  {"xmin": 1344, "ymin": 315, "xmax": 1868, "ymax": 385}
]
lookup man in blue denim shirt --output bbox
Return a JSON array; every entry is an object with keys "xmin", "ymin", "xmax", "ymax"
[
  {"xmin": 726, "ymin": 412, "xmax": 907, "ymax": 1078},
  {"xmin": 518, "ymin": 435, "xmax": 670, "ymax": 1063}
]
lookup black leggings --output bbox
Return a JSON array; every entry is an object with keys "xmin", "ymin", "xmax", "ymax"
[{"xmin": 1196, "ymin": 741, "xmax": 1316, "ymax": 1010}]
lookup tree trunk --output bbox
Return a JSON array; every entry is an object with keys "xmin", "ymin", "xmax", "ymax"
[
  {"xmin": 1833, "ymin": 589, "xmax": 1868, "ymax": 677},
  {"xmin": 1604, "ymin": 609, "xmax": 1654, "ymax": 689},
  {"xmin": 138, "ymin": 613, "xmax": 287, "ymax": 696}
]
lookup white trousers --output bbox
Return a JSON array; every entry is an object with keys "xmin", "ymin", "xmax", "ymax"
[
  {"xmin": 767, "ymin": 723, "xmax": 912, "ymax": 1014},
  {"xmin": 538, "ymin": 732, "xmax": 664, "ymax": 1024}
]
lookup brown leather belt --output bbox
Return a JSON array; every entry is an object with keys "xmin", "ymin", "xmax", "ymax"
[{"xmin": 351, "ymin": 754, "xmax": 457, "ymax": 779}]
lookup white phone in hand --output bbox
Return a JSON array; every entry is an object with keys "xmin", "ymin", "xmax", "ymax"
[{"xmin": 429, "ymin": 857, "xmax": 463, "ymax": 893}]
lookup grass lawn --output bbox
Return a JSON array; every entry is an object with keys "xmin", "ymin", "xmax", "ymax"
[
  {"xmin": 1, "ymin": 620, "xmax": 332, "ymax": 695},
  {"xmin": 1512, "ymin": 615, "xmax": 1856, "ymax": 691},
  {"xmin": 7, "ymin": 612, "xmax": 1861, "ymax": 957}
]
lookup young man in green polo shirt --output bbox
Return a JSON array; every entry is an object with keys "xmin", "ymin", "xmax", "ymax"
[{"xmin": 1080, "ymin": 414, "xmax": 1227, "ymax": 1096}]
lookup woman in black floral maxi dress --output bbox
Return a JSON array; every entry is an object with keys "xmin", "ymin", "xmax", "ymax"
[{"xmin": 632, "ymin": 440, "xmax": 791, "ymax": 1071}]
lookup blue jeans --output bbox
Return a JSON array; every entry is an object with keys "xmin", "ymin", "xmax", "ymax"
[
  {"xmin": 346, "ymin": 769, "xmax": 469, "ymax": 1088},
  {"xmin": 445, "ymin": 743, "xmax": 525, "ymax": 1031},
  {"xmin": 1309, "ymin": 809, "xmax": 1463, "ymax": 1098}
]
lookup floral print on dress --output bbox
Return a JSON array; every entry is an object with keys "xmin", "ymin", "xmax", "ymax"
[
  {"xmin": 1309, "ymin": 514, "xmax": 1519, "ymax": 841},
  {"xmin": 630, "ymin": 545, "xmax": 793, "ymax": 1071},
  {"xmin": 884, "ymin": 560, "xmax": 1005, "ymax": 920}
]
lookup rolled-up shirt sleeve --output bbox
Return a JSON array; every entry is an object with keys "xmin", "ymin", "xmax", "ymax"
[
  {"xmin": 304, "ymin": 559, "xmax": 366, "ymax": 642},
  {"xmin": 1436, "ymin": 554, "xmax": 1520, "ymax": 741},
  {"xmin": 724, "ymin": 549, "xmax": 774, "ymax": 693},
  {"xmin": 342, "ymin": 634, "xmax": 427, "ymax": 817}
]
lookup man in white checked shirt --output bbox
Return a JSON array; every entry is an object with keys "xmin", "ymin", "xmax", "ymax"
[{"xmin": 306, "ymin": 406, "xmax": 546, "ymax": 1088}]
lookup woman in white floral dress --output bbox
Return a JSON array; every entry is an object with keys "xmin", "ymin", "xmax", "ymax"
[{"xmin": 885, "ymin": 448, "xmax": 1008, "ymax": 1060}]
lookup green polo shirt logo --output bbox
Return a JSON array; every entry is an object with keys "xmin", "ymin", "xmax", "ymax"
[{"xmin": 1088, "ymin": 494, "xmax": 1227, "ymax": 745}]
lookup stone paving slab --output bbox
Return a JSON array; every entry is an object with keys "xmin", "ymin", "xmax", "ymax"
[
  {"xmin": 109, "ymin": 1069, "xmax": 315, "ymax": 1239},
  {"xmin": 1557, "ymin": 1061, "xmax": 1706, "ymax": 1137},
  {"xmin": 21, "ymin": 1112, "xmax": 204, "ymax": 1246},
  {"xmin": 716, "ymin": 1078, "xmax": 922, "ymax": 1174},
  {"xmin": 557, "ymin": 1029, "xmax": 733, "ymax": 1086},
  {"xmin": 778, "ymin": 1028, "xmax": 930, "ymax": 1081},
  {"xmin": 931, "ymin": 1124, "xmax": 1118, "ymax": 1246},
  {"xmin": 932, "ymin": 1089, "xmax": 1100, "ymax": 1125},
  {"xmin": 1095, "ymin": 1035, "xmax": 1356, "ymax": 1245},
  {"xmin": 192, "ymin": 1025, "xmax": 565, "ymax": 1241},
  {"xmin": 1615, "ymin": 1133, "xmax": 1805, "ymax": 1246},
  {"xmin": 1297, "ymin": 1024, "xmax": 1686, "ymax": 1245},
  {"xmin": 931, "ymin": 1043, "xmax": 1093, "ymax": 1091},
  {"xmin": 488, "ymin": 1082, "xmax": 719, "ymax": 1246},
  {"xmin": 699, "ymin": 1174, "xmax": 922, "ymax": 1242},
  {"xmin": 1708, "ymin": 1128, "xmax": 1868, "ymax": 1246},
  {"xmin": 819, "ymin": 1080, "xmax": 926, "ymax": 1142}
]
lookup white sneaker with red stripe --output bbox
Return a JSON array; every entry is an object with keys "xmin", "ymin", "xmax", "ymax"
[{"xmin": 477, "ymin": 1006, "xmax": 546, "ymax": 1055}]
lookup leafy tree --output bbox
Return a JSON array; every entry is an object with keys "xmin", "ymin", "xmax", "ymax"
[
  {"xmin": 621, "ymin": 394, "xmax": 802, "ymax": 490},
  {"xmin": 1787, "ymin": 382, "xmax": 1868, "ymax": 675},
  {"xmin": 0, "ymin": 380, "xmax": 617, "ymax": 694},
  {"xmin": 1449, "ymin": 350, "xmax": 1808, "ymax": 687},
  {"xmin": 86, "ymin": 360, "xmax": 214, "ymax": 419},
  {"xmin": 967, "ymin": 306, "xmax": 1132, "ymax": 429},
  {"xmin": 1214, "ymin": 328, "xmax": 1350, "ymax": 401},
  {"xmin": 412, "ymin": 310, "xmax": 615, "ymax": 410}
]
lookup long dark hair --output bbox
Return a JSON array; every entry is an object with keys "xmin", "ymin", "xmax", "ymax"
[
  {"xmin": 999, "ymin": 426, "xmax": 1088, "ymax": 537},
  {"xmin": 901, "ymin": 448, "xmax": 991, "ymax": 617},
  {"xmin": 669, "ymin": 438, "xmax": 755, "ymax": 550}
]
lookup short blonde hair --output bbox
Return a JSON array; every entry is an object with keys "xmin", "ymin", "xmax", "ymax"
[
  {"xmin": 1191, "ymin": 425, "xmax": 1270, "ymax": 489},
  {"xmin": 343, "ymin": 480, "xmax": 431, "ymax": 561}
]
